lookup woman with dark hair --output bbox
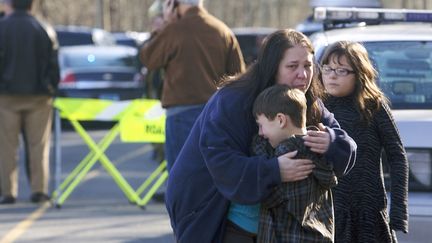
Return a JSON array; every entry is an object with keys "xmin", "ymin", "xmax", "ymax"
[
  {"xmin": 320, "ymin": 40, "xmax": 408, "ymax": 242},
  {"xmin": 166, "ymin": 29, "xmax": 357, "ymax": 243}
]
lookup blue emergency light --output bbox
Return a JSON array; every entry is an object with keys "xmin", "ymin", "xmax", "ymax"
[{"xmin": 314, "ymin": 7, "xmax": 432, "ymax": 24}]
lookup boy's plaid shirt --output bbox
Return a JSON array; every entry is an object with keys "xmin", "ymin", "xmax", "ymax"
[{"xmin": 251, "ymin": 135, "xmax": 337, "ymax": 243}]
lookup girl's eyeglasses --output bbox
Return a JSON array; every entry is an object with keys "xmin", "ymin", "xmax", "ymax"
[{"xmin": 321, "ymin": 65, "xmax": 355, "ymax": 76}]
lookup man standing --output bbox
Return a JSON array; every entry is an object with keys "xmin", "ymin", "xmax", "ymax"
[
  {"xmin": 140, "ymin": 0, "xmax": 245, "ymax": 171},
  {"xmin": 0, "ymin": 0, "xmax": 60, "ymax": 204}
]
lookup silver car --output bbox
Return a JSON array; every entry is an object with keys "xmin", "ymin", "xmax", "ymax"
[
  {"xmin": 310, "ymin": 7, "xmax": 432, "ymax": 241},
  {"xmin": 58, "ymin": 45, "xmax": 145, "ymax": 100}
]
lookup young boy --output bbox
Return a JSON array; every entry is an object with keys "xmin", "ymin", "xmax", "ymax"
[{"xmin": 252, "ymin": 85, "xmax": 337, "ymax": 242}]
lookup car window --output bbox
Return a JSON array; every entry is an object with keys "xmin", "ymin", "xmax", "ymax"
[
  {"xmin": 57, "ymin": 32, "xmax": 94, "ymax": 46},
  {"xmin": 63, "ymin": 52, "xmax": 138, "ymax": 69},
  {"xmin": 364, "ymin": 41, "xmax": 432, "ymax": 109}
]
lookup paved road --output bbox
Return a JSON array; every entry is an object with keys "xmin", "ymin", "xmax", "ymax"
[
  {"xmin": 0, "ymin": 129, "xmax": 174, "ymax": 243},
  {"xmin": 397, "ymin": 192, "xmax": 432, "ymax": 243},
  {"xmin": 1, "ymin": 128, "xmax": 432, "ymax": 242}
]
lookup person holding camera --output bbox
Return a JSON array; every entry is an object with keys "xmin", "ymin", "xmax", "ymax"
[
  {"xmin": 140, "ymin": 0, "xmax": 245, "ymax": 172},
  {"xmin": 0, "ymin": 0, "xmax": 60, "ymax": 204}
]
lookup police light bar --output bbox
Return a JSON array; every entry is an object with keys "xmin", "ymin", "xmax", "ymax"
[{"xmin": 314, "ymin": 7, "xmax": 432, "ymax": 23}]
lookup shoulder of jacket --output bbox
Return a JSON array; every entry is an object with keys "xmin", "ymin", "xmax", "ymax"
[
  {"xmin": 38, "ymin": 19, "xmax": 59, "ymax": 50},
  {"xmin": 206, "ymin": 88, "xmax": 248, "ymax": 115},
  {"xmin": 218, "ymin": 87, "xmax": 248, "ymax": 103}
]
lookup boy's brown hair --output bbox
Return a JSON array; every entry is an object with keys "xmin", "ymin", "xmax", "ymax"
[{"xmin": 253, "ymin": 84, "xmax": 306, "ymax": 128}]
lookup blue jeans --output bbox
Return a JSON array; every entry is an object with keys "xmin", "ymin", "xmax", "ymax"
[{"xmin": 165, "ymin": 104, "xmax": 204, "ymax": 171}]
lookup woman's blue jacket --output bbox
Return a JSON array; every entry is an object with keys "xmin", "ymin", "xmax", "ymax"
[{"xmin": 166, "ymin": 86, "xmax": 356, "ymax": 243}]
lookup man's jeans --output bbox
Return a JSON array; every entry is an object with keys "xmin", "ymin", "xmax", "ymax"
[{"xmin": 165, "ymin": 104, "xmax": 204, "ymax": 171}]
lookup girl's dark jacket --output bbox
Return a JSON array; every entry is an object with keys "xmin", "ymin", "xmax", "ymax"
[
  {"xmin": 166, "ymin": 86, "xmax": 357, "ymax": 243},
  {"xmin": 325, "ymin": 95, "xmax": 408, "ymax": 242}
]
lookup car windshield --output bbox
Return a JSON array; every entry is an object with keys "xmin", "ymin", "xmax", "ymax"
[
  {"xmin": 63, "ymin": 51, "xmax": 138, "ymax": 69},
  {"xmin": 364, "ymin": 41, "xmax": 432, "ymax": 109},
  {"xmin": 57, "ymin": 32, "xmax": 94, "ymax": 46}
]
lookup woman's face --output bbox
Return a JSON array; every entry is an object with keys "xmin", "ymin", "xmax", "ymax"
[
  {"xmin": 322, "ymin": 54, "xmax": 356, "ymax": 97},
  {"xmin": 275, "ymin": 44, "xmax": 314, "ymax": 93}
]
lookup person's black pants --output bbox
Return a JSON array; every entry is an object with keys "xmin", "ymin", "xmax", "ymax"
[{"xmin": 223, "ymin": 220, "xmax": 257, "ymax": 243}]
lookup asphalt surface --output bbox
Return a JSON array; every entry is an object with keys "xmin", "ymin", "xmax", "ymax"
[
  {"xmin": 1, "ymin": 128, "xmax": 432, "ymax": 242},
  {"xmin": 0, "ymin": 129, "xmax": 174, "ymax": 243}
]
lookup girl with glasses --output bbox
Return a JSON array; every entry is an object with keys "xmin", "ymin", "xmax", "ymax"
[{"xmin": 320, "ymin": 40, "xmax": 409, "ymax": 243}]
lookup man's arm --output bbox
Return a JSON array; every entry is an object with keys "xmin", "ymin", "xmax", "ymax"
[
  {"xmin": 225, "ymin": 35, "xmax": 245, "ymax": 75},
  {"xmin": 139, "ymin": 28, "xmax": 173, "ymax": 71}
]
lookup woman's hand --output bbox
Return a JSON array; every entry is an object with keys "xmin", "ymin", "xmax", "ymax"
[
  {"xmin": 303, "ymin": 123, "xmax": 330, "ymax": 154},
  {"xmin": 277, "ymin": 151, "xmax": 314, "ymax": 182}
]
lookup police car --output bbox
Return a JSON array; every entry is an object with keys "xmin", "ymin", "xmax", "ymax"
[
  {"xmin": 296, "ymin": 0, "xmax": 382, "ymax": 36},
  {"xmin": 309, "ymin": 7, "xmax": 432, "ymax": 192},
  {"xmin": 309, "ymin": 8, "xmax": 432, "ymax": 241}
]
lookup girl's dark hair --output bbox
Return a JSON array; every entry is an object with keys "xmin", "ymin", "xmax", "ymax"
[
  {"xmin": 320, "ymin": 41, "xmax": 387, "ymax": 124},
  {"xmin": 219, "ymin": 29, "xmax": 322, "ymax": 125}
]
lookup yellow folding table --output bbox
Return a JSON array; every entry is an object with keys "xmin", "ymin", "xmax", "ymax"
[{"xmin": 52, "ymin": 98, "xmax": 168, "ymax": 208}]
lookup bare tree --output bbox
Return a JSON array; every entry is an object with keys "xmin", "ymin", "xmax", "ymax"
[{"xmin": 29, "ymin": 0, "xmax": 432, "ymax": 32}]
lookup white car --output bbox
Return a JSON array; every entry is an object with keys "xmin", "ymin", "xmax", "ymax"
[{"xmin": 309, "ymin": 7, "xmax": 432, "ymax": 241}]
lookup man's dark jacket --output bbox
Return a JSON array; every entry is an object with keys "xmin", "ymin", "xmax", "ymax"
[{"xmin": 0, "ymin": 10, "xmax": 59, "ymax": 95}]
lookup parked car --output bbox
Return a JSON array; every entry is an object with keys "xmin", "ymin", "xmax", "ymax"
[
  {"xmin": 310, "ymin": 7, "xmax": 432, "ymax": 241},
  {"xmin": 232, "ymin": 27, "xmax": 276, "ymax": 66},
  {"xmin": 55, "ymin": 25, "xmax": 116, "ymax": 47},
  {"xmin": 112, "ymin": 31, "xmax": 149, "ymax": 48},
  {"xmin": 58, "ymin": 45, "xmax": 145, "ymax": 100},
  {"xmin": 310, "ymin": 7, "xmax": 432, "ymax": 192}
]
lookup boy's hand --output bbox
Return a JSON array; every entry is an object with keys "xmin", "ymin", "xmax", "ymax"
[
  {"xmin": 277, "ymin": 151, "xmax": 314, "ymax": 182},
  {"xmin": 303, "ymin": 123, "xmax": 330, "ymax": 154}
]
